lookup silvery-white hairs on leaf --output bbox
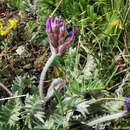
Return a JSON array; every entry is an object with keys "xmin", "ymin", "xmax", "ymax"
[
  {"xmin": 86, "ymin": 111, "xmax": 127, "ymax": 126},
  {"xmin": 38, "ymin": 17, "xmax": 76, "ymax": 99},
  {"xmin": 85, "ymin": 97, "xmax": 130, "ymax": 126},
  {"xmin": 45, "ymin": 78, "xmax": 64, "ymax": 102}
]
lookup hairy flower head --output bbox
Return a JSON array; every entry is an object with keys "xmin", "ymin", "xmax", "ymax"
[{"xmin": 46, "ymin": 17, "xmax": 76, "ymax": 54}]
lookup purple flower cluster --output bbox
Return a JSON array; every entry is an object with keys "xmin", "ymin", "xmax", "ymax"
[
  {"xmin": 46, "ymin": 17, "xmax": 76, "ymax": 54},
  {"xmin": 124, "ymin": 98, "xmax": 130, "ymax": 112}
]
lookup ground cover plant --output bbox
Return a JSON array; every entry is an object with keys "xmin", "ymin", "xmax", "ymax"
[{"xmin": 0, "ymin": 0, "xmax": 130, "ymax": 130}]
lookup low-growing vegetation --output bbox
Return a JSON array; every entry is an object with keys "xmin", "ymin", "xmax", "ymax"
[{"xmin": 0, "ymin": 0, "xmax": 130, "ymax": 130}]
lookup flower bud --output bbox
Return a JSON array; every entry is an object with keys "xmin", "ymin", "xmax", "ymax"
[
  {"xmin": 124, "ymin": 98, "xmax": 130, "ymax": 112},
  {"xmin": 46, "ymin": 17, "xmax": 76, "ymax": 54}
]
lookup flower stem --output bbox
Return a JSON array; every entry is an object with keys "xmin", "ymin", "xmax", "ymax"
[
  {"xmin": 38, "ymin": 53, "xmax": 57, "ymax": 99},
  {"xmin": 0, "ymin": 82, "xmax": 12, "ymax": 96}
]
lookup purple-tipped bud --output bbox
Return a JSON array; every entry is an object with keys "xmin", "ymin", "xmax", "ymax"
[
  {"xmin": 46, "ymin": 18, "xmax": 60, "ymax": 49},
  {"xmin": 58, "ymin": 26, "xmax": 76, "ymax": 54},
  {"xmin": 46, "ymin": 18, "xmax": 52, "ymax": 33},
  {"xmin": 46, "ymin": 17, "xmax": 76, "ymax": 54},
  {"xmin": 124, "ymin": 98, "xmax": 130, "ymax": 112},
  {"xmin": 64, "ymin": 26, "xmax": 76, "ymax": 44}
]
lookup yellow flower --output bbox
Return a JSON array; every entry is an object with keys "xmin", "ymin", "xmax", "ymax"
[
  {"xmin": 52, "ymin": 67, "xmax": 61, "ymax": 77},
  {"xmin": 8, "ymin": 19, "xmax": 17, "ymax": 28},
  {"xmin": 0, "ymin": 18, "xmax": 17, "ymax": 36},
  {"xmin": 111, "ymin": 19, "xmax": 123, "ymax": 29}
]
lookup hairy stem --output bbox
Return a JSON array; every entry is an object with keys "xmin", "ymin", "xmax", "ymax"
[
  {"xmin": 0, "ymin": 82, "xmax": 12, "ymax": 96},
  {"xmin": 87, "ymin": 111, "xmax": 127, "ymax": 126},
  {"xmin": 38, "ymin": 53, "xmax": 57, "ymax": 99}
]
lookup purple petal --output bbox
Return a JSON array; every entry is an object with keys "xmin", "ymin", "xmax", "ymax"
[
  {"xmin": 59, "ymin": 19, "xmax": 65, "ymax": 31},
  {"xmin": 48, "ymin": 33, "xmax": 58, "ymax": 49},
  {"xmin": 46, "ymin": 18, "xmax": 59, "ymax": 49},
  {"xmin": 124, "ymin": 98, "xmax": 130, "ymax": 111},
  {"xmin": 51, "ymin": 17, "xmax": 59, "ymax": 32},
  {"xmin": 64, "ymin": 26, "xmax": 76, "ymax": 44},
  {"xmin": 46, "ymin": 18, "xmax": 52, "ymax": 33},
  {"xmin": 59, "ymin": 19, "xmax": 66, "ymax": 44},
  {"xmin": 58, "ymin": 26, "xmax": 76, "ymax": 54}
]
